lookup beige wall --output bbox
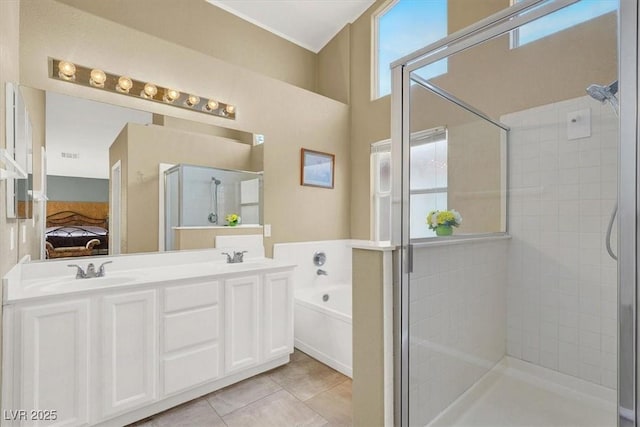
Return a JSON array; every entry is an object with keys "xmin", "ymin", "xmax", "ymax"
[
  {"xmin": 352, "ymin": 248, "xmax": 385, "ymax": 426},
  {"xmin": 111, "ymin": 123, "xmax": 254, "ymax": 254},
  {"xmin": 175, "ymin": 227, "xmax": 263, "ymax": 251},
  {"xmin": 56, "ymin": 0, "xmax": 318, "ymax": 93},
  {"xmin": 448, "ymin": 121, "xmax": 504, "ymax": 233},
  {"xmin": 0, "ymin": 0, "xmax": 21, "ymax": 278},
  {"xmin": 20, "ymin": 0, "xmax": 351, "ymax": 258},
  {"xmin": 317, "ymin": 25, "xmax": 351, "ymax": 105}
]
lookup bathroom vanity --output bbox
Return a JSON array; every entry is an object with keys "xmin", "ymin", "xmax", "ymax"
[{"xmin": 1, "ymin": 250, "xmax": 295, "ymax": 426}]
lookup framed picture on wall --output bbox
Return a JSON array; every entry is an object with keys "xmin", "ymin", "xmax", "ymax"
[{"xmin": 300, "ymin": 148, "xmax": 335, "ymax": 189}]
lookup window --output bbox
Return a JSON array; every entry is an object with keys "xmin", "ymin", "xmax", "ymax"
[
  {"xmin": 371, "ymin": 141, "xmax": 392, "ymax": 242},
  {"xmin": 374, "ymin": 0, "xmax": 448, "ymax": 99},
  {"xmin": 512, "ymin": 0, "xmax": 617, "ymax": 48},
  {"xmin": 370, "ymin": 128, "xmax": 448, "ymax": 241},
  {"xmin": 409, "ymin": 127, "xmax": 447, "ymax": 239}
]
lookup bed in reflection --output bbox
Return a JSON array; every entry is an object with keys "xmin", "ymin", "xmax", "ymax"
[{"xmin": 45, "ymin": 211, "xmax": 109, "ymax": 259}]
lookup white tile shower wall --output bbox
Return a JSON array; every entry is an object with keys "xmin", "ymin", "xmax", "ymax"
[
  {"xmin": 409, "ymin": 239, "xmax": 508, "ymax": 426},
  {"xmin": 272, "ymin": 240, "xmax": 352, "ymax": 289},
  {"xmin": 502, "ymin": 96, "xmax": 618, "ymax": 389}
]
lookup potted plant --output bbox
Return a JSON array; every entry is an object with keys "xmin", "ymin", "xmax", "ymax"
[
  {"xmin": 426, "ymin": 209, "xmax": 462, "ymax": 236},
  {"xmin": 225, "ymin": 213, "xmax": 240, "ymax": 227}
]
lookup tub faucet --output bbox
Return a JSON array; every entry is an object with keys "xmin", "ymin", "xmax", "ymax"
[
  {"xmin": 317, "ymin": 269, "xmax": 328, "ymax": 276},
  {"xmin": 222, "ymin": 251, "xmax": 248, "ymax": 264},
  {"xmin": 68, "ymin": 261, "xmax": 113, "ymax": 279}
]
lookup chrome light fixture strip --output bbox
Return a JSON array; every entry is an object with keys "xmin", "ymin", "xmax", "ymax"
[{"xmin": 48, "ymin": 58, "xmax": 236, "ymax": 120}]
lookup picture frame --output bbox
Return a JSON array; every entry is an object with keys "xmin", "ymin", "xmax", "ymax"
[{"xmin": 300, "ymin": 148, "xmax": 335, "ymax": 189}]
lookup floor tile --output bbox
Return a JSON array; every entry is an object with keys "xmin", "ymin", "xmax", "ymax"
[
  {"xmin": 305, "ymin": 379, "xmax": 352, "ymax": 427},
  {"xmin": 268, "ymin": 353, "xmax": 348, "ymax": 401},
  {"xmin": 290, "ymin": 348, "xmax": 314, "ymax": 363},
  {"xmin": 222, "ymin": 389, "xmax": 328, "ymax": 427},
  {"xmin": 206, "ymin": 373, "xmax": 282, "ymax": 416},
  {"xmin": 150, "ymin": 398, "xmax": 225, "ymax": 427}
]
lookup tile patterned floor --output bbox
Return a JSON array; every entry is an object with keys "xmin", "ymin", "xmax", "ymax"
[{"xmin": 128, "ymin": 350, "xmax": 352, "ymax": 427}]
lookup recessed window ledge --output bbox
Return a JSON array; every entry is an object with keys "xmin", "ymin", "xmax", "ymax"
[{"xmin": 411, "ymin": 232, "xmax": 511, "ymax": 248}]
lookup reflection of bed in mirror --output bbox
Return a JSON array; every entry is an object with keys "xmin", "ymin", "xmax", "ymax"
[{"xmin": 45, "ymin": 211, "xmax": 109, "ymax": 258}]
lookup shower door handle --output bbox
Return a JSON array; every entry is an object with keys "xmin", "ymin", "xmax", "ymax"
[{"xmin": 407, "ymin": 244, "xmax": 414, "ymax": 274}]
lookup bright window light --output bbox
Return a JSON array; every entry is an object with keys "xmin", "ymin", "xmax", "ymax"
[
  {"xmin": 375, "ymin": 0, "xmax": 448, "ymax": 99},
  {"xmin": 513, "ymin": 0, "xmax": 617, "ymax": 48}
]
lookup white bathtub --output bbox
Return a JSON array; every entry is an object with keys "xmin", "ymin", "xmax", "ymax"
[{"xmin": 294, "ymin": 284, "xmax": 352, "ymax": 377}]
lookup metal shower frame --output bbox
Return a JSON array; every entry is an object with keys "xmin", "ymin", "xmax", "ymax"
[{"xmin": 390, "ymin": 0, "xmax": 638, "ymax": 426}]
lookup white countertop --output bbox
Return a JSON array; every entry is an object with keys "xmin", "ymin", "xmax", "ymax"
[{"xmin": 3, "ymin": 250, "xmax": 295, "ymax": 304}]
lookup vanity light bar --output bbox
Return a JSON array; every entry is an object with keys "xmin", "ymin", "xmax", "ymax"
[{"xmin": 48, "ymin": 58, "xmax": 236, "ymax": 120}]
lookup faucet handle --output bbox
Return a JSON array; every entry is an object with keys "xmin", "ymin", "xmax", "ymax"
[
  {"xmin": 97, "ymin": 261, "xmax": 113, "ymax": 276},
  {"xmin": 222, "ymin": 252, "xmax": 232, "ymax": 263},
  {"xmin": 233, "ymin": 251, "xmax": 248, "ymax": 262},
  {"xmin": 67, "ymin": 264, "xmax": 86, "ymax": 279}
]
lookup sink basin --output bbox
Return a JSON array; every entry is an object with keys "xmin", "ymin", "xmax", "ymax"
[{"xmin": 26, "ymin": 276, "xmax": 139, "ymax": 293}]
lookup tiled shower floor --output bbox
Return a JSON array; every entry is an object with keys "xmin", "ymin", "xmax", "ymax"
[
  {"xmin": 128, "ymin": 349, "xmax": 352, "ymax": 427},
  {"xmin": 428, "ymin": 357, "xmax": 617, "ymax": 427}
]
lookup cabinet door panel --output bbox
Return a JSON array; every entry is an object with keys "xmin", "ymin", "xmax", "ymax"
[
  {"xmin": 164, "ymin": 306, "xmax": 219, "ymax": 352},
  {"xmin": 21, "ymin": 300, "xmax": 89, "ymax": 427},
  {"xmin": 101, "ymin": 290, "xmax": 157, "ymax": 417},
  {"xmin": 263, "ymin": 272, "xmax": 293, "ymax": 360},
  {"xmin": 163, "ymin": 344, "xmax": 220, "ymax": 395},
  {"xmin": 164, "ymin": 281, "xmax": 219, "ymax": 313},
  {"xmin": 224, "ymin": 275, "xmax": 260, "ymax": 373}
]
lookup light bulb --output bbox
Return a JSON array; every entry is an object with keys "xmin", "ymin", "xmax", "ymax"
[
  {"xmin": 225, "ymin": 104, "xmax": 236, "ymax": 114},
  {"xmin": 186, "ymin": 94, "xmax": 200, "ymax": 107},
  {"xmin": 57, "ymin": 61, "xmax": 76, "ymax": 80},
  {"xmin": 89, "ymin": 69, "xmax": 106, "ymax": 87},
  {"xmin": 117, "ymin": 76, "xmax": 133, "ymax": 93},
  {"xmin": 164, "ymin": 88, "xmax": 180, "ymax": 103},
  {"xmin": 204, "ymin": 99, "xmax": 218, "ymax": 111},
  {"xmin": 141, "ymin": 83, "xmax": 157, "ymax": 99}
]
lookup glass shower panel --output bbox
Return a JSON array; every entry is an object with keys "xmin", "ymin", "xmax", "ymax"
[
  {"xmin": 407, "ymin": 70, "xmax": 508, "ymax": 426},
  {"xmin": 403, "ymin": 3, "xmax": 619, "ymax": 425},
  {"xmin": 164, "ymin": 163, "xmax": 263, "ymax": 250},
  {"xmin": 164, "ymin": 167, "xmax": 180, "ymax": 251}
]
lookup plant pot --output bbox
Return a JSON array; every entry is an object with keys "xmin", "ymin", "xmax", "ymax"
[
  {"xmin": 228, "ymin": 221, "xmax": 238, "ymax": 227},
  {"xmin": 435, "ymin": 225, "xmax": 453, "ymax": 236}
]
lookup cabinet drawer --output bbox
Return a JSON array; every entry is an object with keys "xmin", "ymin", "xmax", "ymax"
[
  {"xmin": 164, "ymin": 281, "xmax": 219, "ymax": 312},
  {"xmin": 164, "ymin": 306, "xmax": 219, "ymax": 352},
  {"xmin": 163, "ymin": 344, "xmax": 220, "ymax": 395}
]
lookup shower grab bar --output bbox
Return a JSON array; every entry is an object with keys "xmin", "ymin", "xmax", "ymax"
[{"xmin": 605, "ymin": 203, "xmax": 617, "ymax": 261}]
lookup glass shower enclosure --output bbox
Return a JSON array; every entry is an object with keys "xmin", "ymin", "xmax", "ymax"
[
  {"xmin": 391, "ymin": 0, "xmax": 636, "ymax": 426},
  {"xmin": 164, "ymin": 164, "xmax": 263, "ymax": 251}
]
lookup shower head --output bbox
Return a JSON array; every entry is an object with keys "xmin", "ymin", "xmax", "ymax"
[
  {"xmin": 586, "ymin": 80, "xmax": 618, "ymax": 103},
  {"xmin": 211, "ymin": 177, "xmax": 221, "ymax": 185}
]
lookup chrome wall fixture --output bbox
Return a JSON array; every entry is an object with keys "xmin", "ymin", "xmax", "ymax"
[{"xmin": 48, "ymin": 58, "xmax": 236, "ymax": 120}]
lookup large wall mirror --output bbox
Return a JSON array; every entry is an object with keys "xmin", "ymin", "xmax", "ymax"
[
  {"xmin": 19, "ymin": 86, "xmax": 264, "ymax": 262},
  {"xmin": 5, "ymin": 83, "xmax": 33, "ymax": 220}
]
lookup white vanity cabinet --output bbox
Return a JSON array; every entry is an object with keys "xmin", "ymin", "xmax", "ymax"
[
  {"xmin": 162, "ymin": 280, "xmax": 222, "ymax": 396},
  {"xmin": 9, "ymin": 299, "xmax": 90, "ymax": 427},
  {"xmin": 263, "ymin": 271, "xmax": 294, "ymax": 360},
  {"xmin": 224, "ymin": 275, "xmax": 260, "ymax": 373},
  {"xmin": 2, "ymin": 260, "xmax": 294, "ymax": 427},
  {"xmin": 99, "ymin": 289, "xmax": 158, "ymax": 418}
]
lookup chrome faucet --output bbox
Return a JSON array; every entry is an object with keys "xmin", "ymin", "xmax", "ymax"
[
  {"xmin": 222, "ymin": 251, "xmax": 248, "ymax": 264},
  {"xmin": 317, "ymin": 269, "xmax": 328, "ymax": 276},
  {"xmin": 68, "ymin": 261, "xmax": 113, "ymax": 279}
]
